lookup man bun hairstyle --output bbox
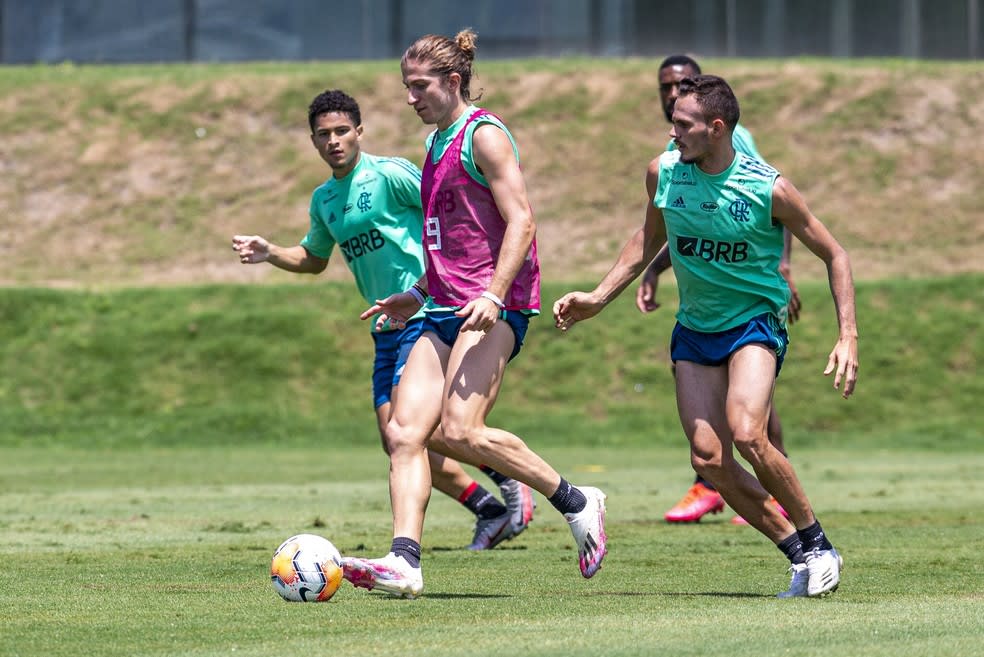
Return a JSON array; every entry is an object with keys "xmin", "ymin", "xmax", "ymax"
[
  {"xmin": 308, "ymin": 89, "xmax": 361, "ymax": 133},
  {"xmin": 677, "ymin": 74, "xmax": 740, "ymax": 131},
  {"xmin": 402, "ymin": 28, "xmax": 481, "ymax": 102}
]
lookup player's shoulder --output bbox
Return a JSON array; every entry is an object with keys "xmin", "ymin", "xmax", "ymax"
[
  {"xmin": 310, "ymin": 175, "xmax": 337, "ymax": 200},
  {"xmin": 469, "ymin": 108, "xmax": 512, "ymax": 140},
  {"xmin": 366, "ymin": 153, "xmax": 422, "ymax": 181},
  {"xmin": 648, "ymin": 150, "xmax": 683, "ymax": 191},
  {"xmin": 657, "ymin": 148, "xmax": 683, "ymax": 168},
  {"xmin": 735, "ymin": 151, "xmax": 779, "ymax": 179}
]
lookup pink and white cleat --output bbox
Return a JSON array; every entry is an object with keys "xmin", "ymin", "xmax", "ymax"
[
  {"xmin": 341, "ymin": 552, "xmax": 423, "ymax": 599},
  {"xmin": 565, "ymin": 486, "xmax": 608, "ymax": 578}
]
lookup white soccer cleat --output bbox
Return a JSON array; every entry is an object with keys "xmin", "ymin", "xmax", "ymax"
[
  {"xmin": 467, "ymin": 510, "xmax": 515, "ymax": 550},
  {"xmin": 565, "ymin": 486, "xmax": 608, "ymax": 578},
  {"xmin": 805, "ymin": 547, "xmax": 843, "ymax": 597},
  {"xmin": 777, "ymin": 562, "xmax": 809, "ymax": 598},
  {"xmin": 499, "ymin": 478, "xmax": 536, "ymax": 535},
  {"xmin": 341, "ymin": 552, "xmax": 423, "ymax": 599}
]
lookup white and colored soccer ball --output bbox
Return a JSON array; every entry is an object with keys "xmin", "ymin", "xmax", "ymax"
[{"xmin": 270, "ymin": 534, "xmax": 343, "ymax": 602}]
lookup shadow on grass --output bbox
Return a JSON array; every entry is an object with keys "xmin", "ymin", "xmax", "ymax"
[
  {"xmin": 431, "ymin": 544, "xmax": 529, "ymax": 552},
  {"xmin": 423, "ymin": 592, "xmax": 512, "ymax": 600},
  {"xmin": 360, "ymin": 591, "xmax": 511, "ymax": 600},
  {"xmin": 582, "ymin": 590, "xmax": 772, "ymax": 599}
]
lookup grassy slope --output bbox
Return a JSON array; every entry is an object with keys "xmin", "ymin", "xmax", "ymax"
[
  {"xmin": 2, "ymin": 59, "xmax": 983, "ymax": 287},
  {"xmin": 1, "ymin": 276, "xmax": 981, "ymax": 450}
]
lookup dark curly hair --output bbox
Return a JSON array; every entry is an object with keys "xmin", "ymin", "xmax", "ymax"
[
  {"xmin": 677, "ymin": 75, "xmax": 740, "ymax": 131},
  {"xmin": 307, "ymin": 89, "xmax": 361, "ymax": 133},
  {"xmin": 658, "ymin": 54, "xmax": 701, "ymax": 75}
]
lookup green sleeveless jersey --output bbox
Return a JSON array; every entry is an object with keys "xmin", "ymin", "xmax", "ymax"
[
  {"xmin": 654, "ymin": 149, "xmax": 789, "ymax": 333},
  {"xmin": 301, "ymin": 153, "xmax": 426, "ymax": 330},
  {"xmin": 666, "ymin": 123, "xmax": 761, "ymax": 159}
]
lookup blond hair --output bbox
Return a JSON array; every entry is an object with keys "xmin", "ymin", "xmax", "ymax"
[{"xmin": 402, "ymin": 29, "xmax": 481, "ymax": 102}]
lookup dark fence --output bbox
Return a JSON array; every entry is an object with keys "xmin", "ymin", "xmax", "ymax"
[{"xmin": 2, "ymin": 0, "xmax": 980, "ymax": 64}]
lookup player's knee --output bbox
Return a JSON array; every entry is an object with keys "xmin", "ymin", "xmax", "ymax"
[
  {"xmin": 732, "ymin": 429, "xmax": 770, "ymax": 464},
  {"xmin": 438, "ymin": 417, "xmax": 485, "ymax": 452},
  {"xmin": 382, "ymin": 420, "xmax": 423, "ymax": 456},
  {"xmin": 691, "ymin": 450, "xmax": 723, "ymax": 479}
]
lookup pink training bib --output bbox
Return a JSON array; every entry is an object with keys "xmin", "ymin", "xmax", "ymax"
[{"xmin": 420, "ymin": 109, "xmax": 540, "ymax": 310}]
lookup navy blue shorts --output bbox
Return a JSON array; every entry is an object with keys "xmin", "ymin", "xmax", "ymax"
[
  {"xmin": 370, "ymin": 319, "xmax": 424, "ymax": 408},
  {"xmin": 422, "ymin": 310, "xmax": 531, "ymax": 362},
  {"xmin": 671, "ymin": 313, "xmax": 788, "ymax": 375}
]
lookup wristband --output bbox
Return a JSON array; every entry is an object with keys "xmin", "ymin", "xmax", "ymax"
[
  {"xmin": 407, "ymin": 285, "xmax": 427, "ymax": 305},
  {"xmin": 480, "ymin": 290, "xmax": 505, "ymax": 309}
]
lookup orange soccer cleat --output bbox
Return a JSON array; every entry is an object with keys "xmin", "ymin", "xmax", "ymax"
[{"xmin": 664, "ymin": 482, "xmax": 725, "ymax": 523}]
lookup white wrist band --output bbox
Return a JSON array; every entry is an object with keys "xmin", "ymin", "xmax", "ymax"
[
  {"xmin": 480, "ymin": 290, "xmax": 505, "ymax": 309},
  {"xmin": 407, "ymin": 286, "xmax": 427, "ymax": 305}
]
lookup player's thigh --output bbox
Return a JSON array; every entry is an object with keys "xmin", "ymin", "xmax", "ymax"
[
  {"xmin": 674, "ymin": 360, "xmax": 731, "ymax": 457},
  {"xmin": 441, "ymin": 321, "xmax": 515, "ymax": 431},
  {"xmin": 389, "ymin": 332, "xmax": 449, "ymax": 442},
  {"xmin": 725, "ymin": 344, "xmax": 777, "ymax": 438}
]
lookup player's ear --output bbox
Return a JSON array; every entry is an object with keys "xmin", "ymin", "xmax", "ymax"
[{"xmin": 446, "ymin": 71, "xmax": 461, "ymax": 96}]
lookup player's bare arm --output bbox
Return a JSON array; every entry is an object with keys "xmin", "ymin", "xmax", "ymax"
[
  {"xmin": 636, "ymin": 242, "xmax": 673, "ymax": 313},
  {"xmin": 779, "ymin": 227, "xmax": 801, "ymax": 324},
  {"xmin": 457, "ymin": 122, "xmax": 536, "ymax": 332},
  {"xmin": 232, "ymin": 236, "xmax": 328, "ymax": 274},
  {"xmin": 555, "ymin": 166, "xmax": 668, "ymax": 331},
  {"xmin": 636, "ymin": 158, "xmax": 673, "ymax": 314},
  {"xmin": 772, "ymin": 176, "xmax": 859, "ymax": 398}
]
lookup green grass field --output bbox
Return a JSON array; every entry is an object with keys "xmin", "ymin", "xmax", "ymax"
[
  {"xmin": 1, "ymin": 277, "xmax": 982, "ymax": 656},
  {"xmin": 1, "ymin": 445, "xmax": 981, "ymax": 657},
  {"xmin": 2, "ymin": 57, "xmax": 983, "ymax": 656}
]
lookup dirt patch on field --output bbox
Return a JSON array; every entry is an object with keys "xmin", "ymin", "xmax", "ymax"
[{"xmin": 2, "ymin": 61, "xmax": 982, "ymax": 287}]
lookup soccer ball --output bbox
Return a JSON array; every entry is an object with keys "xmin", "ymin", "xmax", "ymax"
[{"xmin": 270, "ymin": 534, "xmax": 343, "ymax": 602}]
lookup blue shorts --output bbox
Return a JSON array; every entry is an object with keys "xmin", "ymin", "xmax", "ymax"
[
  {"xmin": 370, "ymin": 319, "xmax": 424, "ymax": 408},
  {"xmin": 422, "ymin": 310, "xmax": 531, "ymax": 362},
  {"xmin": 670, "ymin": 313, "xmax": 788, "ymax": 375}
]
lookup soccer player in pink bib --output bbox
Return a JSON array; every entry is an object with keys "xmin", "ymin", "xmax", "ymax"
[
  {"xmin": 341, "ymin": 29, "xmax": 608, "ymax": 598},
  {"xmin": 232, "ymin": 89, "xmax": 536, "ymax": 552}
]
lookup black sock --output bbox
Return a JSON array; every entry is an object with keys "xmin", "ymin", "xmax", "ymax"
[
  {"xmin": 390, "ymin": 537, "xmax": 421, "ymax": 568},
  {"xmin": 777, "ymin": 532, "xmax": 805, "ymax": 564},
  {"xmin": 695, "ymin": 475, "xmax": 716, "ymax": 491},
  {"xmin": 797, "ymin": 520, "xmax": 834, "ymax": 552},
  {"xmin": 479, "ymin": 465, "xmax": 508, "ymax": 486},
  {"xmin": 548, "ymin": 477, "xmax": 587, "ymax": 515},
  {"xmin": 460, "ymin": 482, "xmax": 507, "ymax": 519}
]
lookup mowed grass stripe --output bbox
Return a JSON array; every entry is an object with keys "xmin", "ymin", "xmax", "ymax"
[{"xmin": 1, "ymin": 446, "xmax": 982, "ymax": 657}]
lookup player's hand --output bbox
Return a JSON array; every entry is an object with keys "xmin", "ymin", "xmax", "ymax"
[
  {"xmin": 823, "ymin": 335, "xmax": 859, "ymax": 399},
  {"xmin": 361, "ymin": 292, "xmax": 421, "ymax": 331},
  {"xmin": 455, "ymin": 296, "xmax": 500, "ymax": 332},
  {"xmin": 232, "ymin": 235, "xmax": 271, "ymax": 264},
  {"xmin": 635, "ymin": 266, "xmax": 662, "ymax": 314},
  {"xmin": 553, "ymin": 291, "xmax": 604, "ymax": 332},
  {"xmin": 780, "ymin": 264, "xmax": 801, "ymax": 325}
]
